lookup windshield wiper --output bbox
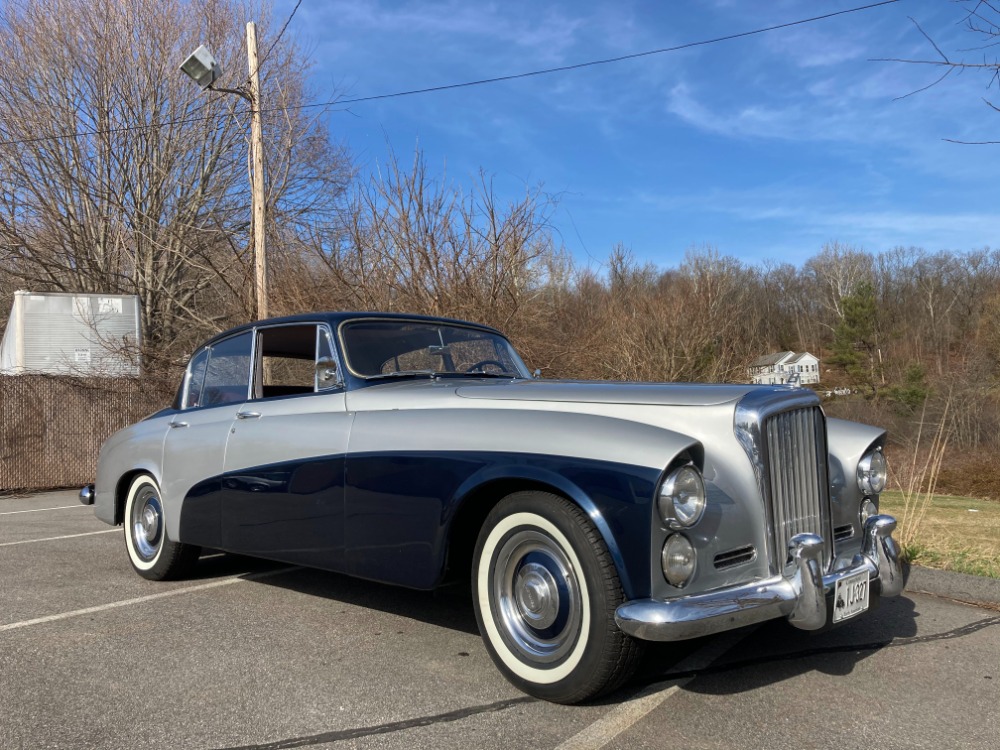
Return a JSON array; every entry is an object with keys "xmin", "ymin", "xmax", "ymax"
[
  {"xmin": 367, "ymin": 370, "xmax": 519, "ymax": 381},
  {"xmin": 366, "ymin": 370, "xmax": 441, "ymax": 381}
]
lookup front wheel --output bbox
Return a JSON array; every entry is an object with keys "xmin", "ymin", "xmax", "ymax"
[
  {"xmin": 123, "ymin": 474, "xmax": 199, "ymax": 580},
  {"xmin": 472, "ymin": 491, "xmax": 641, "ymax": 703}
]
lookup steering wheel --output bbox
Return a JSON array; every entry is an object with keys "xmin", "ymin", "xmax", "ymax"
[{"xmin": 465, "ymin": 360, "xmax": 506, "ymax": 373}]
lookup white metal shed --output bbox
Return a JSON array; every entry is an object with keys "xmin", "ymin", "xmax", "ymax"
[{"xmin": 0, "ymin": 291, "xmax": 141, "ymax": 376}]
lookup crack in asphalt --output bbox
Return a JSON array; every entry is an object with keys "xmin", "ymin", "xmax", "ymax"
[{"xmin": 213, "ymin": 696, "xmax": 536, "ymax": 750}]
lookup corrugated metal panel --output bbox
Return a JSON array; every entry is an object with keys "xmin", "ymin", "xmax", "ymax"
[{"xmin": 2, "ymin": 291, "xmax": 140, "ymax": 376}]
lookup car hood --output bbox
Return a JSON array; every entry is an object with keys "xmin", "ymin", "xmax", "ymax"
[{"xmin": 454, "ymin": 379, "xmax": 762, "ymax": 407}]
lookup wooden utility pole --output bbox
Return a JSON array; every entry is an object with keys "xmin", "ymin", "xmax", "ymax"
[{"xmin": 246, "ymin": 21, "xmax": 268, "ymax": 320}]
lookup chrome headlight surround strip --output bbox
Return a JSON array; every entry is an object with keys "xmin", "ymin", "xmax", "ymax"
[
  {"xmin": 857, "ymin": 448, "xmax": 887, "ymax": 495},
  {"xmin": 657, "ymin": 464, "xmax": 707, "ymax": 529}
]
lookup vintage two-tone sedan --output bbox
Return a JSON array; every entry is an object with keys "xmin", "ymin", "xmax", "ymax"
[{"xmin": 81, "ymin": 312, "xmax": 903, "ymax": 703}]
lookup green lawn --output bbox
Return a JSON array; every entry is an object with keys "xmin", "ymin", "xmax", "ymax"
[{"xmin": 879, "ymin": 491, "xmax": 1000, "ymax": 579}]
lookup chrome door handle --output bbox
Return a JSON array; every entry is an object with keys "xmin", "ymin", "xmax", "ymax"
[
  {"xmin": 236, "ymin": 411, "xmax": 261, "ymax": 420},
  {"xmin": 169, "ymin": 421, "xmax": 188, "ymax": 429}
]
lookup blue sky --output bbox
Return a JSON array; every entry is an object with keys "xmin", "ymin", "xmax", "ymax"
[{"xmin": 274, "ymin": 0, "xmax": 998, "ymax": 269}]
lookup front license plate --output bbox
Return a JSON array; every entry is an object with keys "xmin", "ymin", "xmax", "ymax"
[{"xmin": 833, "ymin": 571, "xmax": 870, "ymax": 623}]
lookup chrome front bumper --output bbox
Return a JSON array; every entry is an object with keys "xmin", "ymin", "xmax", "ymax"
[
  {"xmin": 79, "ymin": 484, "xmax": 95, "ymax": 505},
  {"xmin": 615, "ymin": 514, "xmax": 904, "ymax": 642}
]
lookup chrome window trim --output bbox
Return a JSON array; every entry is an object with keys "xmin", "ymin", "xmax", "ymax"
[
  {"xmin": 315, "ymin": 324, "xmax": 344, "ymax": 391},
  {"xmin": 180, "ymin": 346, "xmax": 210, "ymax": 411}
]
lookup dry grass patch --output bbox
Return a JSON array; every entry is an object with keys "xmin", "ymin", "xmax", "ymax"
[{"xmin": 879, "ymin": 491, "xmax": 1000, "ymax": 579}]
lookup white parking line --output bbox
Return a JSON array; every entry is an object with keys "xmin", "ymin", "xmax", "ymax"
[
  {"xmin": 0, "ymin": 505, "xmax": 88, "ymax": 515},
  {"xmin": 0, "ymin": 566, "xmax": 300, "ymax": 632},
  {"xmin": 0, "ymin": 529, "xmax": 121, "ymax": 547},
  {"xmin": 554, "ymin": 628, "xmax": 755, "ymax": 750}
]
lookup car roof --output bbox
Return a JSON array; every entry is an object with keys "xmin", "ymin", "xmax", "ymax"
[{"xmin": 200, "ymin": 311, "xmax": 505, "ymax": 348}]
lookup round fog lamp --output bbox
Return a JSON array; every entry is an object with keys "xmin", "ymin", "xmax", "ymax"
[
  {"xmin": 861, "ymin": 499, "xmax": 878, "ymax": 524},
  {"xmin": 662, "ymin": 533, "xmax": 696, "ymax": 588},
  {"xmin": 857, "ymin": 449, "xmax": 888, "ymax": 495}
]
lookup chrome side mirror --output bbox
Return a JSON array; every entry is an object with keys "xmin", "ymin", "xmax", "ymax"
[
  {"xmin": 533, "ymin": 368, "xmax": 542, "ymax": 379},
  {"xmin": 316, "ymin": 357, "xmax": 340, "ymax": 388}
]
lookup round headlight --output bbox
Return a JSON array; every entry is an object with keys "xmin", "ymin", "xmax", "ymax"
[
  {"xmin": 657, "ymin": 465, "xmax": 706, "ymax": 527},
  {"xmin": 662, "ymin": 533, "xmax": 696, "ymax": 587},
  {"xmin": 860, "ymin": 498, "xmax": 878, "ymax": 524},
  {"xmin": 857, "ymin": 449, "xmax": 888, "ymax": 495}
]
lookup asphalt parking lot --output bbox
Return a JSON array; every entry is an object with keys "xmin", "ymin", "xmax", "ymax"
[{"xmin": 2, "ymin": 490, "xmax": 999, "ymax": 750}]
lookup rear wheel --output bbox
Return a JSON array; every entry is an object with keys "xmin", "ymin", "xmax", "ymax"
[
  {"xmin": 472, "ymin": 491, "xmax": 641, "ymax": 703},
  {"xmin": 123, "ymin": 474, "xmax": 199, "ymax": 580}
]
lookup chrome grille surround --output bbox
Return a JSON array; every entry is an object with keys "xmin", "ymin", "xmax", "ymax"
[
  {"xmin": 764, "ymin": 407, "xmax": 832, "ymax": 571},
  {"xmin": 735, "ymin": 389, "xmax": 833, "ymax": 576}
]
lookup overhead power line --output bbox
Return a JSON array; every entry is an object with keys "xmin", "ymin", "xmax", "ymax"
[
  {"xmin": 0, "ymin": 0, "xmax": 900, "ymax": 149},
  {"xmin": 325, "ymin": 0, "xmax": 901, "ymax": 110},
  {"xmin": 251, "ymin": 0, "xmax": 303, "ymax": 80}
]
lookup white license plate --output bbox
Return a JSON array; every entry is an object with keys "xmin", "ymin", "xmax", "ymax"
[{"xmin": 833, "ymin": 571, "xmax": 870, "ymax": 623}]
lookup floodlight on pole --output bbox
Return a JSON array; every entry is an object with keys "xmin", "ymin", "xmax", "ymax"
[
  {"xmin": 179, "ymin": 45, "xmax": 221, "ymax": 90},
  {"xmin": 180, "ymin": 27, "xmax": 269, "ymax": 321}
]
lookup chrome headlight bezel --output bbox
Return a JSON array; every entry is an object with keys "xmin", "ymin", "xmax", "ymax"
[
  {"xmin": 857, "ymin": 448, "xmax": 887, "ymax": 495},
  {"xmin": 657, "ymin": 464, "xmax": 707, "ymax": 528}
]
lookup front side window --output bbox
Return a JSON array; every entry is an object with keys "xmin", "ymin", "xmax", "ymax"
[
  {"xmin": 340, "ymin": 320, "xmax": 529, "ymax": 379},
  {"xmin": 252, "ymin": 323, "xmax": 342, "ymax": 399}
]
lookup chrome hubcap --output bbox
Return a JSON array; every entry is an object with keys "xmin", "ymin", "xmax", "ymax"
[
  {"xmin": 493, "ymin": 529, "xmax": 582, "ymax": 665},
  {"xmin": 514, "ymin": 562, "xmax": 559, "ymax": 630},
  {"xmin": 140, "ymin": 506, "xmax": 159, "ymax": 542},
  {"xmin": 131, "ymin": 490, "xmax": 162, "ymax": 561}
]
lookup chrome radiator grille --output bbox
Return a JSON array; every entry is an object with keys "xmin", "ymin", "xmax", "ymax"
[{"xmin": 764, "ymin": 407, "xmax": 831, "ymax": 568}]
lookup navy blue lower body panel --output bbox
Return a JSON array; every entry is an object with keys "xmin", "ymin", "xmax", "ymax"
[{"xmin": 181, "ymin": 451, "xmax": 659, "ymax": 597}]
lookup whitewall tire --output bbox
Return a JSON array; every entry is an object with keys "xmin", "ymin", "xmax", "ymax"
[
  {"xmin": 123, "ymin": 474, "xmax": 199, "ymax": 580},
  {"xmin": 472, "ymin": 491, "xmax": 641, "ymax": 703}
]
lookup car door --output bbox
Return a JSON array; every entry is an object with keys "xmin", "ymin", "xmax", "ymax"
[
  {"xmin": 161, "ymin": 331, "xmax": 253, "ymax": 549},
  {"xmin": 220, "ymin": 323, "xmax": 352, "ymax": 569}
]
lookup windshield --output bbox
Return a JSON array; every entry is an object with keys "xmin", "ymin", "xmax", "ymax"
[{"xmin": 340, "ymin": 319, "xmax": 530, "ymax": 379}]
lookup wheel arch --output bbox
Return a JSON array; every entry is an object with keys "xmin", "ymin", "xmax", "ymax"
[
  {"xmin": 443, "ymin": 466, "xmax": 637, "ymax": 600},
  {"xmin": 113, "ymin": 466, "xmax": 161, "ymax": 525}
]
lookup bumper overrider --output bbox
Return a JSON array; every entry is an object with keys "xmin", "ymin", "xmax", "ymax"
[{"xmin": 615, "ymin": 514, "xmax": 904, "ymax": 641}]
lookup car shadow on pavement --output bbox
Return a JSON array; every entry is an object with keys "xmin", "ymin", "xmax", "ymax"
[
  {"xmin": 211, "ymin": 553, "xmax": 482, "ymax": 636},
  {"xmin": 626, "ymin": 594, "xmax": 924, "ymax": 697}
]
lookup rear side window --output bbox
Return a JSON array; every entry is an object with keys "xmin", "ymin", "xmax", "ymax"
[
  {"xmin": 199, "ymin": 332, "xmax": 252, "ymax": 407},
  {"xmin": 183, "ymin": 349, "xmax": 209, "ymax": 409}
]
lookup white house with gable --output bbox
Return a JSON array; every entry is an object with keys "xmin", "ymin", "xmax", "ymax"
[{"xmin": 749, "ymin": 351, "xmax": 821, "ymax": 385}]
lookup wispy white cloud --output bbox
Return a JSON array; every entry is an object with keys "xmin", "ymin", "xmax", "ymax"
[
  {"xmin": 634, "ymin": 184, "xmax": 998, "ymax": 256},
  {"xmin": 303, "ymin": 1, "xmax": 585, "ymax": 64}
]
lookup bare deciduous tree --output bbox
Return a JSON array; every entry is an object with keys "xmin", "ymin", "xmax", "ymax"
[{"xmin": 0, "ymin": 0, "xmax": 350, "ymax": 363}]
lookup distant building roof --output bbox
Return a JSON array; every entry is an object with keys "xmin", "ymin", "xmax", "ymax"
[
  {"xmin": 750, "ymin": 351, "xmax": 794, "ymax": 368},
  {"xmin": 786, "ymin": 352, "xmax": 818, "ymax": 364}
]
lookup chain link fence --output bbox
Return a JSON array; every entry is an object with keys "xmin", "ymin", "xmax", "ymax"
[{"xmin": 0, "ymin": 376, "xmax": 167, "ymax": 492}]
